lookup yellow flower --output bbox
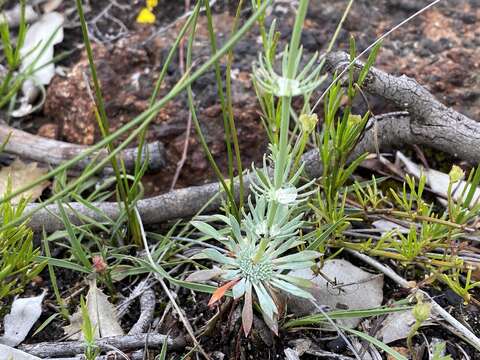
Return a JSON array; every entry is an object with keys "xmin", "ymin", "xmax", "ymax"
[
  {"xmin": 299, "ymin": 113, "xmax": 318, "ymax": 134},
  {"xmin": 449, "ymin": 165, "xmax": 464, "ymax": 183},
  {"xmin": 347, "ymin": 114, "xmax": 363, "ymax": 126},
  {"xmin": 136, "ymin": 7, "xmax": 156, "ymax": 24},
  {"xmin": 146, "ymin": 0, "xmax": 158, "ymax": 8}
]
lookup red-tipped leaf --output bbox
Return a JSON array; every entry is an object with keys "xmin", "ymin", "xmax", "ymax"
[{"xmin": 208, "ymin": 279, "xmax": 238, "ymax": 307}]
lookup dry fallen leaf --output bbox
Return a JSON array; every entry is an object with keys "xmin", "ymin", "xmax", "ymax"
[
  {"xmin": 0, "ymin": 292, "xmax": 45, "ymax": 346},
  {"xmin": 0, "ymin": 159, "xmax": 49, "ymax": 203},
  {"xmin": 12, "ymin": 12, "xmax": 64, "ymax": 117},
  {"xmin": 0, "ymin": 344, "xmax": 41, "ymax": 360},
  {"xmin": 396, "ymin": 151, "xmax": 480, "ymax": 208},
  {"xmin": 20, "ymin": 12, "xmax": 64, "ymax": 86},
  {"xmin": 64, "ymin": 278, "xmax": 123, "ymax": 340},
  {"xmin": 377, "ymin": 309, "xmax": 416, "ymax": 344},
  {"xmin": 288, "ymin": 259, "xmax": 384, "ymax": 328}
]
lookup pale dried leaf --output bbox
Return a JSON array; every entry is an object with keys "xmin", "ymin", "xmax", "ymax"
[
  {"xmin": 185, "ymin": 267, "xmax": 223, "ymax": 282},
  {"xmin": 377, "ymin": 309, "xmax": 434, "ymax": 344},
  {"xmin": 0, "ymin": 344, "xmax": 41, "ymax": 360},
  {"xmin": 284, "ymin": 348, "xmax": 300, "ymax": 360},
  {"xmin": 242, "ymin": 286, "xmax": 253, "ymax": 336},
  {"xmin": 377, "ymin": 310, "xmax": 416, "ymax": 344},
  {"xmin": 20, "ymin": 12, "xmax": 64, "ymax": 86},
  {"xmin": 288, "ymin": 259, "xmax": 384, "ymax": 328},
  {"xmin": 396, "ymin": 151, "xmax": 480, "ymax": 207},
  {"xmin": 0, "ymin": 4, "xmax": 38, "ymax": 27},
  {"xmin": 0, "ymin": 292, "xmax": 45, "ymax": 346},
  {"xmin": 0, "ymin": 159, "xmax": 49, "ymax": 203},
  {"xmin": 64, "ymin": 278, "xmax": 123, "ymax": 340}
]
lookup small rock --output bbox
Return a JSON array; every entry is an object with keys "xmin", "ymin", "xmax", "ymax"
[
  {"xmin": 444, "ymin": 289, "xmax": 463, "ymax": 306},
  {"xmin": 326, "ymin": 337, "xmax": 347, "ymax": 353},
  {"xmin": 37, "ymin": 123, "xmax": 59, "ymax": 139}
]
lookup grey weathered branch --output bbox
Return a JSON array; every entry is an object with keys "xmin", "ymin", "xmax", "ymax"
[
  {"xmin": 19, "ymin": 333, "xmax": 185, "ymax": 358},
  {"xmin": 128, "ymin": 288, "xmax": 156, "ymax": 335},
  {"xmin": 24, "ymin": 52, "xmax": 480, "ymax": 231},
  {"xmin": 325, "ymin": 51, "xmax": 480, "ymax": 163},
  {"xmin": 0, "ymin": 124, "xmax": 165, "ymax": 173}
]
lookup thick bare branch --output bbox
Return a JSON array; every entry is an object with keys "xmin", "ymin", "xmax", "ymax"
[
  {"xmin": 0, "ymin": 124, "xmax": 165, "ymax": 172},
  {"xmin": 25, "ymin": 113, "xmax": 409, "ymax": 232},
  {"xmin": 128, "ymin": 288, "xmax": 156, "ymax": 335},
  {"xmin": 325, "ymin": 51, "xmax": 480, "ymax": 163}
]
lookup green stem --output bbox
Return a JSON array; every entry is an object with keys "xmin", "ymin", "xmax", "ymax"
[
  {"xmin": 225, "ymin": 0, "xmax": 245, "ymax": 209},
  {"xmin": 204, "ymin": 0, "xmax": 235, "ymax": 186},
  {"xmin": 185, "ymin": 8, "xmax": 239, "ymax": 218},
  {"xmin": 275, "ymin": 0, "xmax": 309, "ymax": 188},
  {"xmin": 75, "ymin": 0, "xmax": 140, "ymax": 244}
]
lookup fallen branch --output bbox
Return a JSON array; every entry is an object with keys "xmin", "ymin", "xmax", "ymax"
[
  {"xmin": 0, "ymin": 124, "xmax": 165, "ymax": 173},
  {"xmin": 325, "ymin": 51, "xmax": 480, "ymax": 163},
  {"xmin": 128, "ymin": 288, "xmax": 156, "ymax": 335},
  {"xmin": 25, "ymin": 54, "xmax": 480, "ymax": 231},
  {"xmin": 19, "ymin": 333, "xmax": 185, "ymax": 358}
]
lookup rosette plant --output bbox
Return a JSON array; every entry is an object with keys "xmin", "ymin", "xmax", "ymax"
[
  {"xmin": 191, "ymin": 196, "xmax": 320, "ymax": 335},
  {"xmin": 187, "ymin": 0, "xmax": 326, "ymax": 336}
]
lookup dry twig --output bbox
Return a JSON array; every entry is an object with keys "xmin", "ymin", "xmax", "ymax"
[
  {"xmin": 0, "ymin": 124, "xmax": 165, "ymax": 173},
  {"xmin": 19, "ymin": 333, "xmax": 185, "ymax": 358}
]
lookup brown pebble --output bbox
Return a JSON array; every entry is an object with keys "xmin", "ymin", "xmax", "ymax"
[{"xmin": 37, "ymin": 123, "xmax": 59, "ymax": 139}]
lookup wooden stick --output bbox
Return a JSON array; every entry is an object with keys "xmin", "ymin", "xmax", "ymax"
[
  {"xmin": 0, "ymin": 124, "xmax": 165, "ymax": 173},
  {"xmin": 325, "ymin": 51, "xmax": 480, "ymax": 163},
  {"xmin": 19, "ymin": 333, "xmax": 185, "ymax": 358}
]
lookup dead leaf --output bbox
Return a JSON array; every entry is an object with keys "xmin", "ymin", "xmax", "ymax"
[
  {"xmin": 0, "ymin": 159, "xmax": 49, "ymax": 203},
  {"xmin": 208, "ymin": 279, "xmax": 238, "ymax": 307},
  {"xmin": 185, "ymin": 267, "xmax": 223, "ymax": 282},
  {"xmin": 377, "ymin": 309, "xmax": 416, "ymax": 344},
  {"xmin": 0, "ymin": 4, "xmax": 38, "ymax": 27},
  {"xmin": 20, "ymin": 12, "xmax": 64, "ymax": 86},
  {"xmin": 284, "ymin": 348, "xmax": 300, "ymax": 360},
  {"xmin": 0, "ymin": 292, "xmax": 45, "ymax": 346},
  {"xmin": 396, "ymin": 151, "xmax": 480, "ymax": 208},
  {"xmin": 64, "ymin": 278, "xmax": 123, "ymax": 340},
  {"xmin": 13, "ymin": 12, "xmax": 64, "ymax": 117},
  {"xmin": 288, "ymin": 259, "xmax": 384, "ymax": 328},
  {"xmin": 378, "ymin": 308, "xmax": 435, "ymax": 344},
  {"xmin": 0, "ymin": 344, "xmax": 41, "ymax": 359},
  {"xmin": 242, "ymin": 286, "xmax": 253, "ymax": 336}
]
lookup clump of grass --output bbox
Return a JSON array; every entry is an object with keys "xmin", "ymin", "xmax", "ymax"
[{"xmin": 0, "ymin": 186, "xmax": 46, "ymax": 303}]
